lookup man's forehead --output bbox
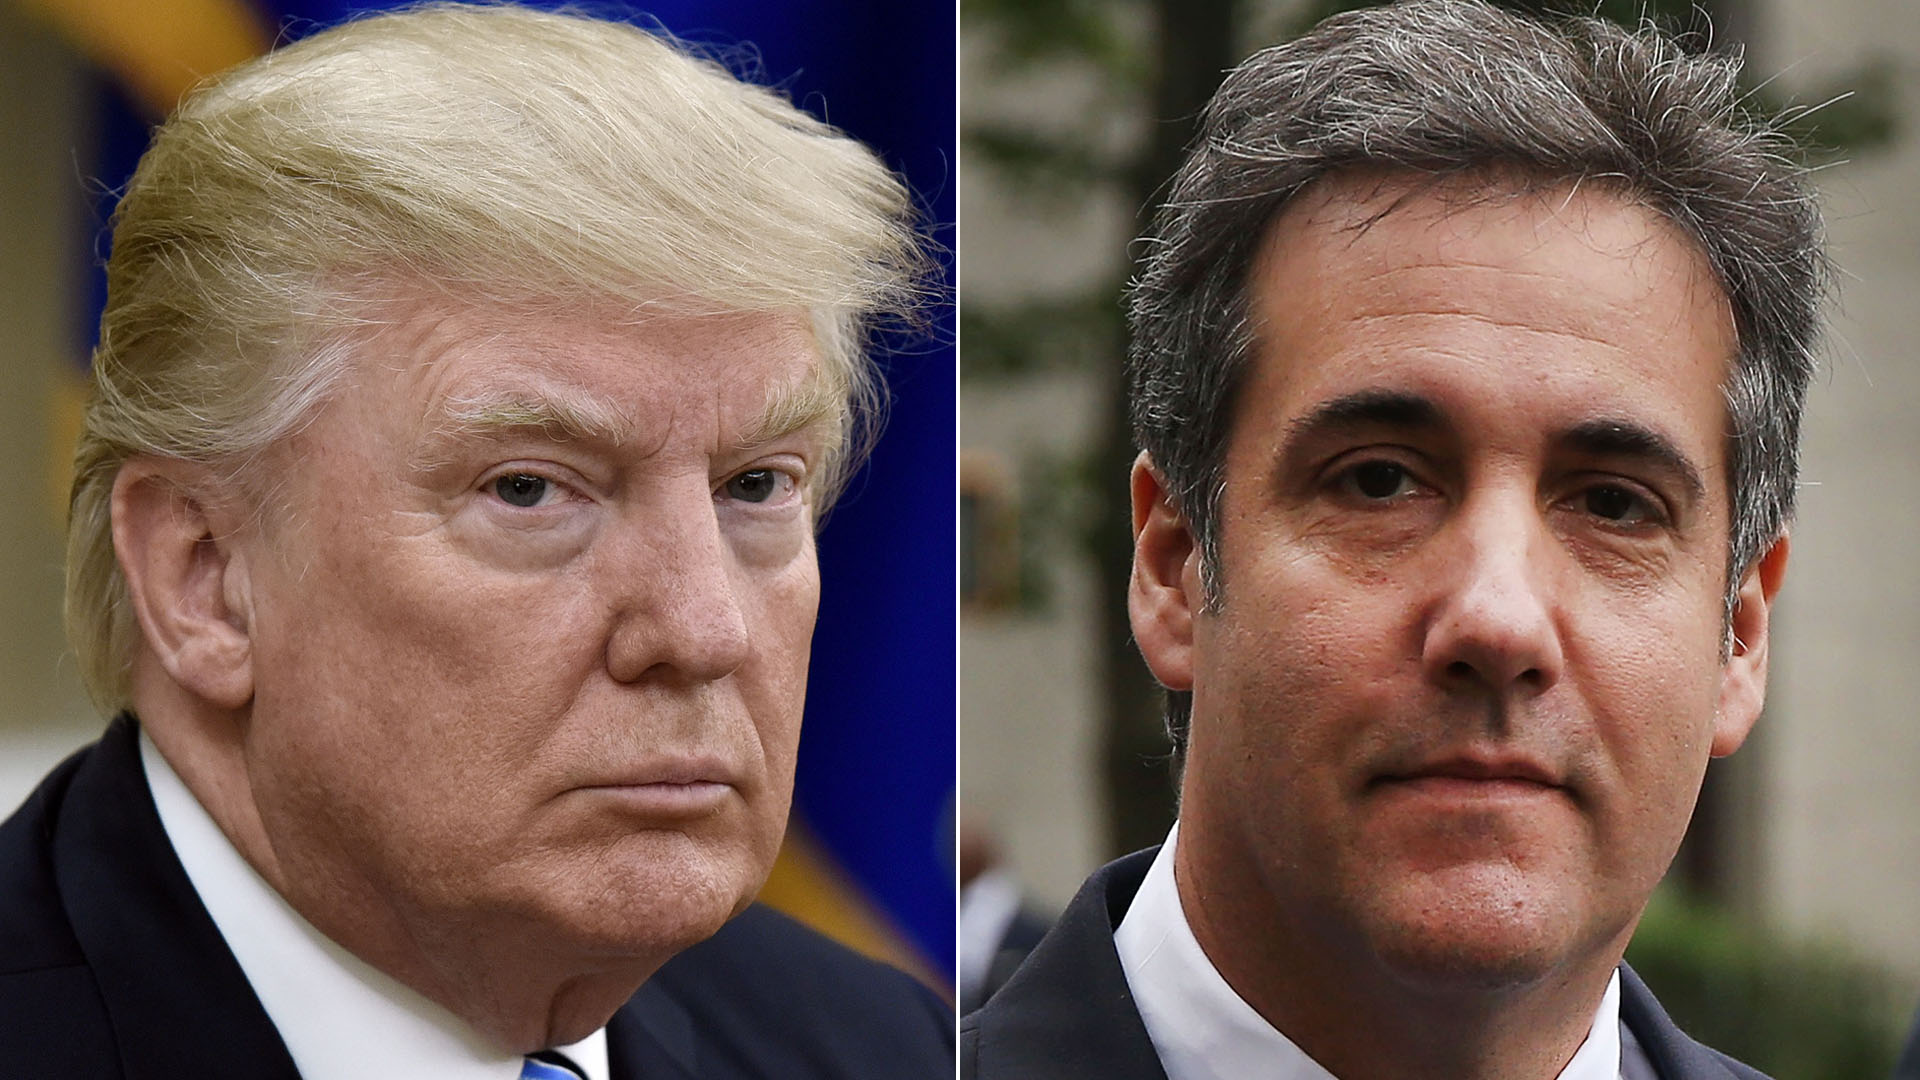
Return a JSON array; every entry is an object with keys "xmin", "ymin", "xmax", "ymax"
[
  {"xmin": 1246, "ymin": 170, "xmax": 1737, "ymax": 388},
  {"xmin": 362, "ymin": 296, "xmax": 820, "ymax": 370},
  {"xmin": 1277, "ymin": 166, "xmax": 1638, "ymax": 223},
  {"xmin": 341, "ymin": 299, "xmax": 834, "ymax": 445},
  {"xmin": 1263, "ymin": 170, "xmax": 1720, "ymax": 285}
]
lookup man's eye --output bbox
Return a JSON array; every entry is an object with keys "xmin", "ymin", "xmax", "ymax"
[
  {"xmin": 492, "ymin": 473, "xmax": 550, "ymax": 508},
  {"xmin": 724, "ymin": 469, "xmax": 787, "ymax": 504},
  {"xmin": 1582, "ymin": 484, "xmax": 1656, "ymax": 525},
  {"xmin": 1339, "ymin": 461, "xmax": 1415, "ymax": 501}
]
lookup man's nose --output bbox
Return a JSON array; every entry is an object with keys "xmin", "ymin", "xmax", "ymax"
[
  {"xmin": 603, "ymin": 499, "xmax": 752, "ymax": 685},
  {"xmin": 1419, "ymin": 493, "xmax": 1565, "ymax": 698}
]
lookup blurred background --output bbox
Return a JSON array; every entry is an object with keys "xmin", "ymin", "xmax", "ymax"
[
  {"xmin": 961, "ymin": 0, "xmax": 1920, "ymax": 1072},
  {"xmin": 0, "ymin": 0, "xmax": 955, "ymax": 992}
]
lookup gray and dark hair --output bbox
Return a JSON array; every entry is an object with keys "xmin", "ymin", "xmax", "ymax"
[{"xmin": 1126, "ymin": 0, "xmax": 1828, "ymax": 748}]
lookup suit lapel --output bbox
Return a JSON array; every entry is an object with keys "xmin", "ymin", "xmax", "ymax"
[
  {"xmin": 1619, "ymin": 964, "xmax": 1748, "ymax": 1080},
  {"xmin": 966, "ymin": 848, "xmax": 1168, "ymax": 1079},
  {"xmin": 53, "ymin": 717, "xmax": 301, "ymax": 1080},
  {"xmin": 968, "ymin": 850, "xmax": 1766, "ymax": 1080},
  {"xmin": 606, "ymin": 979, "xmax": 701, "ymax": 1080}
]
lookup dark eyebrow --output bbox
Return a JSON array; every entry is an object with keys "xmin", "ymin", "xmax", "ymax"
[
  {"xmin": 1283, "ymin": 389, "xmax": 1447, "ymax": 449},
  {"xmin": 1559, "ymin": 418, "xmax": 1706, "ymax": 503},
  {"xmin": 1278, "ymin": 393, "xmax": 1706, "ymax": 502}
]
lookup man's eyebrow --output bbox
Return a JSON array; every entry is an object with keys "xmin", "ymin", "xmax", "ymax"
[
  {"xmin": 1558, "ymin": 418, "xmax": 1706, "ymax": 502},
  {"xmin": 1283, "ymin": 389, "xmax": 1448, "ymax": 449},
  {"xmin": 428, "ymin": 389, "xmax": 633, "ymax": 446},
  {"xmin": 736, "ymin": 374, "xmax": 843, "ymax": 451}
]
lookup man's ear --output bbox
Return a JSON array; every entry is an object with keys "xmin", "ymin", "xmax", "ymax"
[
  {"xmin": 1129, "ymin": 453, "xmax": 1201, "ymax": 693},
  {"xmin": 111, "ymin": 459, "xmax": 256, "ymax": 710},
  {"xmin": 1714, "ymin": 534, "xmax": 1790, "ymax": 758}
]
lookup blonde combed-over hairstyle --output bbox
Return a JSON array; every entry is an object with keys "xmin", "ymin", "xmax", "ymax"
[{"xmin": 67, "ymin": 2, "xmax": 928, "ymax": 715}]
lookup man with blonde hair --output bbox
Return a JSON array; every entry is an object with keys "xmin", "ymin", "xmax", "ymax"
[{"xmin": 0, "ymin": 4, "xmax": 948, "ymax": 1075}]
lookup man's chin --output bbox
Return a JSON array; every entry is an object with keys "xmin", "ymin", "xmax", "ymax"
[
  {"xmin": 510, "ymin": 837, "xmax": 771, "ymax": 961},
  {"xmin": 1369, "ymin": 933, "xmax": 1566, "ymax": 996},
  {"xmin": 583, "ymin": 880, "xmax": 754, "ymax": 958},
  {"xmin": 1349, "ymin": 871, "xmax": 1594, "ymax": 996},
  {"xmin": 555, "ymin": 891, "xmax": 738, "ymax": 958}
]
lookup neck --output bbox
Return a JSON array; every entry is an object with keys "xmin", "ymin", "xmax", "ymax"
[
  {"xmin": 131, "ymin": 661, "xmax": 655, "ymax": 1052},
  {"xmin": 366, "ymin": 910, "xmax": 657, "ymax": 1051},
  {"xmin": 1172, "ymin": 825, "xmax": 1625, "ymax": 1080}
]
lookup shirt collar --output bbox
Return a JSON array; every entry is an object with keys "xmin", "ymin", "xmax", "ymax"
[
  {"xmin": 141, "ymin": 732, "xmax": 610, "ymax": 1080},
  {"xmin": 1114, "ymin": 822, "xmax": 1621, "ymax": 1080}
]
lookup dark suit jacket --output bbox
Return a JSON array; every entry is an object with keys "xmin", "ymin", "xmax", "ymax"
[
  {"xmin": 962, "ymin": 848, "xmax": 1767, "ymax": 1080},
  {"xmin": 1895, "ymin": 1005, "xmax": 1920, "ymax": 1080},
  {"xmin": 0, "ymin": 716, "xmax": 951, "ymax": 1078}
]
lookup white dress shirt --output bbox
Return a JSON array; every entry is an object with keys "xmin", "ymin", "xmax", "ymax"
[
  {"xmin": 1115, "ymin": 823, "xmax": 1635, "ymax": 1080},
  {"xmin": 142, "ymin": 733, "xmax": 610, "ymax": 1080}
]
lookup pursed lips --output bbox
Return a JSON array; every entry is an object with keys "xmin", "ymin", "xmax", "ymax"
[
  {"xmin": 593, "ymin": 756, "xmax": 740, "ymax": 787},
  {"xmin": 574, "ymin": 755, "xmax": 744, "ymax": 816}
]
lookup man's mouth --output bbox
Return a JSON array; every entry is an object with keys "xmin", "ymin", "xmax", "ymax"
[
  {"xmin": 574, "ymin": 754, "xmax": 743, "ymax": 817},
  {"xmin": 1371, "ymin": 753, "xmax": 1568, "ymax": 800}
]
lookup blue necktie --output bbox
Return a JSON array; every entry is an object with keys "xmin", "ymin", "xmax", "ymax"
[{"xmin": 520, "ymin": 1051, "xmax": 586, "ymax": 1080}]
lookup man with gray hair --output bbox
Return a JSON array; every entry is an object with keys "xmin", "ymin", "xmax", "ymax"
[
  {"xmin": 0, "ymin": 4, "xmax": 948, "ymax": 1076},
  {"xmin": 964, "ymin": 2, "xmax": 1822, "ymax": 1078}
]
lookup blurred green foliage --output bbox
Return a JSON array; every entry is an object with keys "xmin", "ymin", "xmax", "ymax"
[
  {"xmin": 1628, "ymin": 889, "xmax": 1906, "ymax": 1080},
  {"xmin": 959, "ymin": 294, "xmax": 1119, "ymax": 381},
  {"xmin": 964, "ymin": 0, "xmax": 1147, "ymax": 77}
]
